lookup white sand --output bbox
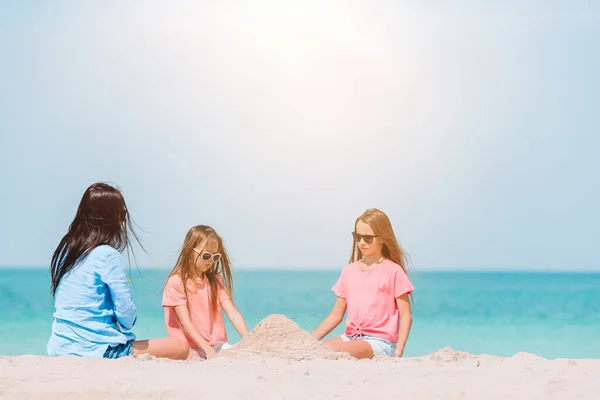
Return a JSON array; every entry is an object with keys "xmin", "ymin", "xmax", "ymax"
[
  {"xmin": 219, "ymin": 314, "xmax": 352, "ymax": 360},
  {"xmin": 1, "ymin": 315, "xmax": 598, "ymax": 399}
]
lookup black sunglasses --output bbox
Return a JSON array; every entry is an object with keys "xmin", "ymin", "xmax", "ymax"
[{"xmin": 352, "ymin": 232, "xmax": 378, "ymax": 244}]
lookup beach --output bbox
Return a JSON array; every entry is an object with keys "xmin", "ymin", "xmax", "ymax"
[
  {"xmin": 3, "ymin": 1, "xmax": 598, "ymax": 398},
  {"xmin": 2, "ymin": 350, "xmax": 599, "ymax": 399},
  {"xmin": 2, "ymin": 271, "xmax": 599, "ymax": 399},
  {"xmin": 2, "ymin": 314, "xmax": 599, "ymax": 399}
]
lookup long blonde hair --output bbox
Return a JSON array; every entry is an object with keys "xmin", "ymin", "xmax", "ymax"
[
  {"xmin": 350, "ymin": 208, "xmax": 410, "ymax": 275},
  {"xmin": 166, "ymin": 225, "xmax": 233, "ymax": 314}
]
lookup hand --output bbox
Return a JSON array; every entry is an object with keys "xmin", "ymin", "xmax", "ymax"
[
  {"xmin": 204, "ymin": 347, "xmax": 218, "ymax": 360},
  {"xmin": 394, "ymin": 348, "xmax": 403, "ymax": 358}
]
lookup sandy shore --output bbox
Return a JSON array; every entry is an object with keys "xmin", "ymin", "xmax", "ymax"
[
  {"xmin": 1, "ymin": 351, "xmax": 599, "ymax": 399},
  {"xmin": 2, "ymin": 316, "xmax": 598, "ymax": 399}
]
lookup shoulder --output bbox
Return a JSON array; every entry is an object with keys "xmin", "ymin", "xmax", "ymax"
[
  {"xmin": 89, "ymin": 245, "xmax": 122, "ymax": 262},
  {"xmin": 166, "ymin": 273, "xmax": 199, "ymax": 289},
  {"xmin": 382, "ymin": 260, "xmax": 408, "ymax": 275},
  {"xmin": 165, "ymin": 273, "xmax": 194, "ymax": 294},
  {"xmin": 92, "ymin": 246, "xmax": 127, "ymax": 280},
  {"xmin": 214, "ymin": 275, "xmax": 231, "ymax": 300},
  {"xmin": 166, "ymin": 273, "xmax": 184, "ymax": 287},
  {"xmin": 382, "ymin": 259, "xmax": 402, "ymax": 270},
  {"xmin": 339, "ymin": 261, "xmax": 359, "ymax": 275},
  {"xmin": 87, "ymin": 246, "xmax": 124, "ymax": 276},
  {"xmin": 214, "ymin": 274, "xmax": 228, "ymax": 288}
]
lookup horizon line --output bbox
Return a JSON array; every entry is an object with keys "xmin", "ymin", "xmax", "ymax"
[{"xmin": 0, "ymin": 265, "xmax": 598, "ymax": 273}]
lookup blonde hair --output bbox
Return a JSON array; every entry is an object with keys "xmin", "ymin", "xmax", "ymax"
[
  {"xmin": 350, "ymin": 208, "xmax": 410, "ymax": 276},
  {"xmin": 166, "ymin": 225, "xmax": 233, "ymax": 314}
]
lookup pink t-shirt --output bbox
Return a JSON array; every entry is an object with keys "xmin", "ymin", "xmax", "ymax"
[
  {"xmin": 332, "ymin": 259, "xmax": 414, "ymax": 343},
  {"xmin": 162, "ymin": 274, "xmax": 231, "ymax": 347}
]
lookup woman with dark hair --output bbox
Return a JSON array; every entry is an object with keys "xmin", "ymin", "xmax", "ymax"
[{"xmin": 47, "ymin": 183, "xmax": 189, "ymax": 359}]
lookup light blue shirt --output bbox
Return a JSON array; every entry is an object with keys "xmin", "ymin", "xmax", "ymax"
[{"xmin": 47, "ymin": 245, "xmax": 137, "ymax": 358}]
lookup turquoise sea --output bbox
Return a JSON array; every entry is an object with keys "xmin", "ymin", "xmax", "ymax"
[{"xmin": 1, "ymin": 269, "xmax": 599, "ymax": 359}]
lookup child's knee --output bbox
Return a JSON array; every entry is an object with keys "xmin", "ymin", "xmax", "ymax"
[
  {"xmin": 324, "ymin": 338, "xmax": 344, "ymax": 352},
  {"xmin": 167, "ymin": 339, "xmax": 190, "ymax": 360}
]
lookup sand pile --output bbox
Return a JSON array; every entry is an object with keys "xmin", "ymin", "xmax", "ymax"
[
  {"xmin": 219, "ymin": 314, "xmax": 352, "ymax": 361},
  {"xmin": 429, "ymin": 347, "xmax": 477, "ymax": 363}
]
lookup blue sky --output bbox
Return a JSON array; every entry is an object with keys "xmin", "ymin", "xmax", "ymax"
[{"xmin": 1, "ymin": 1, "xmax": 598, "ymax": 270}]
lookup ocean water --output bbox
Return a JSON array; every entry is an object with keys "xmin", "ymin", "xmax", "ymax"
[{"xmin": 1, "ymin": 268, "xmax": 599, "ymax": 359}]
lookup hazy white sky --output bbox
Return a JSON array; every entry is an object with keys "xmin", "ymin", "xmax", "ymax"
[{"xmin": 1, "ymin": 1, "xmax": 598, "ymax": 270}]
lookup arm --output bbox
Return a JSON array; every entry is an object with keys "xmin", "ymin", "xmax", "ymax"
[
  {"xmin": 312, "ymin": 297, "xmax": 347, "ymax": 340},
  {"xmin": 221, "ymin": 299, "xmax": 249, "ymax": 337},
  {"xmin": 102, "ymin": 255, "xmax": 137, "ymax": 330},
  {"xmin": 394, "ymin": 293, "xmax": 413, "ymax": 357},
  {"xmin": 174, "ymin": 305, "xmax": 216, "ymax": 358}
]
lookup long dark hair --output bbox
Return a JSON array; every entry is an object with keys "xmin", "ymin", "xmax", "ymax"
[{"xmin": 50, "ymin": 182, "xmax": 141, "ymax": 296}]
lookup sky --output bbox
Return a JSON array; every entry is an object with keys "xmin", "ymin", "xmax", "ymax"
[{"xmin": 0, "ymin": 1, "xmax": 598, "ymax": 271}]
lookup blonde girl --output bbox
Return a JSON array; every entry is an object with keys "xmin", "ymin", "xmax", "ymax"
[
  {"xmin": 162, "ymin": 225, "xmax": 248, "ymax": 359},
  {"xmin": 312, "ymin": 209, "xmax": 414, "ymax": 359}
]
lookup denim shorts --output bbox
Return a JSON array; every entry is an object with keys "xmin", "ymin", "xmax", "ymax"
[
  {"xmin": 103, "ymin": 341, "xmax": 133, "ymax": 359},
  {"xmin": 341, "ymin": 335, "xmax": 396, "ymax": 356}
]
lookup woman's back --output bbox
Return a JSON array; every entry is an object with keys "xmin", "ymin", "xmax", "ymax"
[{"xmin": 47, "ymin": 245, "xmax": 137, "ymax": 358}]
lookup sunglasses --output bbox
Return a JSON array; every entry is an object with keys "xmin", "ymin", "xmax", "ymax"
[
  {"xmin": 352, "ymin": 232, "xmax": 378, "ymax": 244},
  {"xmin": 193, "ymin": 248, "xmax": 222, "ymax": 263}
]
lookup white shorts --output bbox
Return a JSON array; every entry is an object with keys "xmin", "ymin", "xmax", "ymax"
[
  {"xmin": 195, "ymin": 342, "xmax": 233, "ymax": 359},
  {"xmin": 341, "ymin": 335, "xmax": 396, "ymax": 356}
]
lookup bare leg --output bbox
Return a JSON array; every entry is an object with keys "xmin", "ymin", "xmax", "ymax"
[
  {"xmin": 324, "ymin": 337, "xmax": 345, "ymax": 352},
  {"xmin": 132, "ymin": 338, "xmax": 189, "ymax": 360},
  {"xmin": 324, "ymin": 337, "xmax": 374, "ymax": 359}
]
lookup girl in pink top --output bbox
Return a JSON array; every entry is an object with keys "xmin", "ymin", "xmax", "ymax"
[
  {"xmin": 312, "ymin": 209, "xmax": 414, "ymax": 359},
  {"xmin": 162, "ymin": 225, "xmax": 249, "ymax": 359}
]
